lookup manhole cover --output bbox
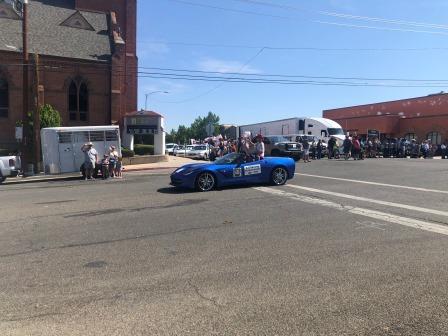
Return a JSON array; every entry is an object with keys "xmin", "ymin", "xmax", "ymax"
[{"xmin": 84, "ymin": 261, "xmax": 108, "ymax": 268}]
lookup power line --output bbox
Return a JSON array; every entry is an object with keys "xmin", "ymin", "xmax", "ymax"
[
  {"xmin": 230, "ymin": 0, "xmax": 448, "ymax": 30},
  {"xmin": 137, "ymin": 67, "xmax": 448, "ymax": 83},
  {"xmin": 158, "ymin": 47, "xmax": 266, "ymax": 103},
  {"xmin": 3, "ymin": 62, "xmax": 448, "ymax": 84},
  {"xmin": 165, "ymin": 0, "xmax": 448, "ymax": 36},
  {"xmin": 141, "ymin": 40, "xmax": 448, "ymax": 52},
  {"xmin": 139, "ymin": 74, "xmax": 448, "ymax": 88}
]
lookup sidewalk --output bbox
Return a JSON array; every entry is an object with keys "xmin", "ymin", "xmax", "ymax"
[{"xmin": 2, "ymin": 156, "xmax": 198, "ymax": 185}]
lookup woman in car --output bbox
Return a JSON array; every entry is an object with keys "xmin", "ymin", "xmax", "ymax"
[{"xmin": 255, "ymin": 135, "xmax": 265, "ymax": 160}]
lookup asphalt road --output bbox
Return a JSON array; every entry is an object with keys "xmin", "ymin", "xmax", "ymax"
[{"xmin": 1, "ymin": 158, "xmax": 448, "ymax": 336}]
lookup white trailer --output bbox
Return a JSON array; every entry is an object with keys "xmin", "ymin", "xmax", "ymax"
[
  {"xmin": 41, "ymin": 126, "xmax": 121, "ymax": 174},
  {"xmin": 238, "ymin": 117, "xmax": 345, "ymax": 143}
]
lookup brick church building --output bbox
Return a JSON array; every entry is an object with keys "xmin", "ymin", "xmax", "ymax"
[{"xmin": 0, "ymin": 0, "xmax": 137, "ymax": 149}]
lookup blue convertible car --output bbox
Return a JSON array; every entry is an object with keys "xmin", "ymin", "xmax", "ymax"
[{"xmin": 170, "ymin": 153, "xmax": 295, "ymax": 192}]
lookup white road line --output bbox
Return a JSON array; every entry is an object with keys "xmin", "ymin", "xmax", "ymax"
[
  {"xmin": 295, "ymin": 173, "xmax": 448, "ymax": 195},
  {"xmin": 286, "ymin": 184, "xmax": 448, "ymax": 218},
  {"xmin": 255, "ymin": 187, "xmax": 448, "ymax": 236}
]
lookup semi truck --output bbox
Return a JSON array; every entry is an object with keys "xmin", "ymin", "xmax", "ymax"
[{"xmin": 238, "ymin": 117, "xmax": 345, "ymax": 143}]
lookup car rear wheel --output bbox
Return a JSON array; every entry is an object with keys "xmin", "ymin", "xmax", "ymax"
[
  {"xmin": 0, "ymin": 176, "xmax": 5, "ymax": 184},
  {"xmin": 271, "ymin": 167, "xmax": 288, "ymax": 186},
  {"xmin": 196, "ymin": 172, "xmax": 216, "ymax": 192}
]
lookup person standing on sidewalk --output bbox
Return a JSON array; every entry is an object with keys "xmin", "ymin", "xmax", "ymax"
[
  {"xmin": 343, "ymin": 135, "xmax": 352, "ymax": 160},
  {"xmin": 316, "ymin": 140, "xmax": 323, "ymax": 160},
  {"xmin": 302, "ymin": 138, "xmax": 310, "ymax": 163},
  {"xmin": 328, "ymin": 137, "xmax": 335, "ymax": 159},
  {"xmin": 441, "ymin": 142, "xmax": 447, "ymax": 159},
  {"xmin": 81, "ymin": 142, "xmax": 98, "ymax": 180},
  {"xmin": 352, "ymin": 136, "xmax": 361, "ymax": 160},
  {"xmin": 108, "ymin": 145, "xmax": 119, "ymax": 178}
]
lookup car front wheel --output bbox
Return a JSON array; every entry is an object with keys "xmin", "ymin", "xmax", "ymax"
[
  {"xmin": 271, "ymin": 167, "xmax": 288, "ymax": 186},
  {"xmin": 196, "ymin": 172, "xmax": 216, "ymax": 192}
]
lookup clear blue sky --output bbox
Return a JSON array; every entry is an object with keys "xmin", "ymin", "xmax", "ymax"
[{"xmin": 137, "ymin": 0, "xmax": 448, "ymax": 131}]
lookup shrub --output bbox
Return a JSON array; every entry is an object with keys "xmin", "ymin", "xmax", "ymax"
[
  {"xmin": 121, "ymin": 147, "xmax": 135, "ymax": 158},
  {"xmin": 134, "ymin": 144, "xmax": 154, "ymax": 156}
]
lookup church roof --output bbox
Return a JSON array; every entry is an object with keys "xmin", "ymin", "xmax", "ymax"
[{"xmin": 0, "ymin": 0, "xmax": 111, "ymax": 61}]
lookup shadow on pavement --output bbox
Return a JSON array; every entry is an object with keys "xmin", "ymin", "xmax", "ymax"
[{"xmin": 157, "ymin": 187, "xmax": 197, "ymax": 194}]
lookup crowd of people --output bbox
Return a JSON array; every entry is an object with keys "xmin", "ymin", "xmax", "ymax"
[
  {"xmin": 203, "ymin": 135, "xmax": 266, "ymax": 161},
  {"xmin": 81, "ymin": 142, "xmax": 123, "ymax": 180},
  {"xmin": 191, "ymin": 133, "xmax": 448, "ymax": 163},
  {"xmin": 309, "ymin": 136, "xmax": 448, "ymax": 161}
]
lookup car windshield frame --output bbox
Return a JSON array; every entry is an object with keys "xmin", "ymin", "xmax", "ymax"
[
  {"xmin": 214, "ymin": 153, "xmax": 243, "ymax": 165},
  {"xmin": 328, "ymin": 128, "xmax": 344, "ymax": 136}
]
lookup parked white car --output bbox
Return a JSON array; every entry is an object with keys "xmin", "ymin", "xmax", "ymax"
[
  {"xmin": 0, "ymin": 155, "xmax": 21, "ymax": 183},
  {"xmin": 165, "ymin": 143, "xmax": 178, "ymax": 155},
  {"xmin": 175, "ymin": 145, "xmax": 193, "ymax": 157},
  {"xmin": 185, "ymin": 145, "xmax": 210, "ymax": 160}
]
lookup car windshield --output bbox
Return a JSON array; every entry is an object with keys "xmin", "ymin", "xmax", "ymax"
[
  {"xmin": 193, "ymin": 146, "xmax": 207, "ymax": 150},
  {"xmin": 186, "ymin": 146, "xmax": 194, "ymax": 150},
  {"xmin": 328, "ymin": 128, "xmax": 344, "ymax": 136},
  {"xmin": 166, "ymin": 144, "xmax": 175, "ymax": 149},
  {"xmin": 214, "ymin": 153, "xmax": 243, "ymax": 165},
  {"xmin": 269, "ymin": 136, "xmax": 290, "ymax": 143}
]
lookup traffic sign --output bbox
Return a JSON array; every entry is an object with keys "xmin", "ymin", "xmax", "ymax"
[{"xmin": 205, "ymin": 122, "xmax": 214, "ymax": 137}]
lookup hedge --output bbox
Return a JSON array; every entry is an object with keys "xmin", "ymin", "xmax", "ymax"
[
  {"xmin": 121, "ymin": 147, "xmax": 135, "ymax": 158},
  {"xmin": 133, "ymin": 144, "xmax": 154, "ymax": 156}
]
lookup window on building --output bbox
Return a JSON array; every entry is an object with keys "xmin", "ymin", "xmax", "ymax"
[
  {"xmin": 427, "ymin": 131, "xmax": 442, "ymax": 145},
  {"xmin": 68, "ymin": 80, "xmax": 89, "ymax": 121},
  {"xmin": 79, "ymin": 83, "xmax": 88, "ymax": 122},
  {"xmin": 68, "ymin": 82, "xmax": 77, "ymax": 121},
  {"xmin": 0, "ymin": 78, "xmax": 9, "ymax": 118},
  {"xmin": 404, "ymin": 133, "xmax": 417, "ymax": 141}
]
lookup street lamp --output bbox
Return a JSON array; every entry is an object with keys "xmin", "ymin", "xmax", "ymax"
[{"xmin": 145, "ymin": 91, "xmax": 169, "ymax": 110}]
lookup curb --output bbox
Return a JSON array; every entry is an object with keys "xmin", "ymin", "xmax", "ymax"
[
  {"xmin": 124, "ymin": 166, "xmax": 178, "ymax": 172},
  {"xmin": 2, "ymin": 175, "xmax": 81, "ymax": 185},
  {"xmin": 2, "ymin": 166, "xmax": 178, "ymax": 185}
]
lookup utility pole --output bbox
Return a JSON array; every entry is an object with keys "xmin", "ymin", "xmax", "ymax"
[
  {"xmin": 21, "ymin": 0, "xmax": 30, "ymax": 174},
  {"xmin": 34, "ymin": 53, "xmax": 41, "ymax": 172}
]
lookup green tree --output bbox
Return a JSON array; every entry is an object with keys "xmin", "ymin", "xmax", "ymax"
[
  {"xmin": 166, "ymin": 129, "xmax": 178, "ymax": 143},
  {"xmin": 189, "ymin": 111, "xmax": 220, "ymax": 139},
  {"xmin": 39, "ymin": 104, "xmax": 62, "ymax": 129},
  {"xmin": 176, "ymin": 125, "xmax": 191, "ymax": 144}
]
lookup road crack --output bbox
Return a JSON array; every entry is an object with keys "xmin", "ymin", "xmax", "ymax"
[{"xmin": 187, "ymin": 280, "xmax": 224, "ymax": 308}]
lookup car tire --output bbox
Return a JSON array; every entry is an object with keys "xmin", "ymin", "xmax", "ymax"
[
  {"xmin": 271, "ymin": 167, "xmax": 288, "ymax": 186},
  {"xmin": 0, "ymin": 175, "xmax": 5, "ymax": 184},
  {"xmin": 196, "ymin": 172, "xmax": 216, "ymax": 192}
]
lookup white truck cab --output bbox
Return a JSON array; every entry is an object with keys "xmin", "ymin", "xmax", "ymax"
[{"xmin": 0, "ymin": 155, "xmax": 21, "ymax": 183}]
